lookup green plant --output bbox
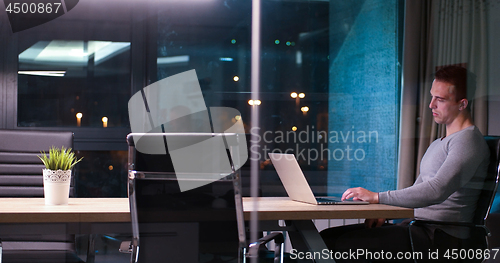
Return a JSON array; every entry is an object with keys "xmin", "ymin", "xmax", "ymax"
[{"xmin": 38, "ymin": 146, "xmax": 83, "ymax": 170}]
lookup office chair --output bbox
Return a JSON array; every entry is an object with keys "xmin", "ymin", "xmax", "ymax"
[
  {"xmin": 0, "ymin": 129, "xmax": 91, "ymax": 263},
  {"xmin": 123, "ymin": 133, "xmax": 284, "ymax": 263},
  {"xmin": 409, "ymin": 136, "xmax": 500, "ymax": 262},
  {"xmin": 486, "ymin": 212, "xmax": 500, "ymax": 246},
  {"xmin": 0, "ymin": 130, "xmax": 76, "ymax": 197}
]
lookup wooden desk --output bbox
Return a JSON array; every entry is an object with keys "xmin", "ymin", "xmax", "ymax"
[
  {"xmin": 0, "ymin": 198, "xmax": 130, "ymax": 223},
  {"xmin": 0, "ymin": 197, "xmax": 413, "ymax": 223},
  {"xmin": 243, "ymin": 197, "xmax": 413, "ymax": 263},
  {"xmin": 242, "ymin": 197, "xmax": 414, "ymax": 220},
  {"xmin": 0, "ymin": 197, "xmax": 413, "ymax": 263}
]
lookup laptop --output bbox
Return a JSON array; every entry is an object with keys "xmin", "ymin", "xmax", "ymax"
[{"xmin": 268, "ymin": 153, "xmax": 369, "ymax": 205}]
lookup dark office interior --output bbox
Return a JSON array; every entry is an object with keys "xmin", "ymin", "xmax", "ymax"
[{"xmin": 1, "ymin": 0, "xmax": 500, "ymax": 262}]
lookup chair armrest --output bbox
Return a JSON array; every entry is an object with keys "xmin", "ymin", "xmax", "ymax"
[
  {"xmin": 409, "ymin": 220, "xmax": 490, "ymax": 236},
  {"xmin": 119, "ymin": 241, "xmax": 132, "ymax": 253},
  {"xmin": 410, "ymin": 219, "xmax": 475, "ymax": 227},
  {"xmin": 247, "ymin": 232, "xmax": 285, "ymax": 262},
  {"xmin": 249, "ymin": 232, "xmax": 284, "ymax": 248}
]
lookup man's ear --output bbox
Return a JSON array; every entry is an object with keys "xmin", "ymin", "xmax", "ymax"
[{"xmin": 459, "ymin": 99, "xmax": 468, "ymax": 110}]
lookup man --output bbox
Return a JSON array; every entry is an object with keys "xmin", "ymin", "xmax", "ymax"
[{"xmin": 320, "ymin": 66, "xmax": 490, "ymax": 262}]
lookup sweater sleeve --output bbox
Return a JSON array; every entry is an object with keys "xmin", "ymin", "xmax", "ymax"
[{"xmin": 379, "ymin": 129, "xmax": 488, "ymax": 208}]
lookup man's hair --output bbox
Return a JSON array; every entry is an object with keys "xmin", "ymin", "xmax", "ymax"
[{"xmin": 434, "ymin": 65, "xmax": 467, "ymax": 101}]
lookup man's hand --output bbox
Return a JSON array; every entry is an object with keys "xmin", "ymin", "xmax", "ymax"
[
  {"xmin": 364, "ymin": 218, "xmax": 386, "ymax": 228},
  {"xmin": 341, "ymin": 187, "xmax": 379, "ymax": 203}
]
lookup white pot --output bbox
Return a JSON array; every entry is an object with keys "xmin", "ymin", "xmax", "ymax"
[{"xmin": 43, "ymin": 169, "xmax": 71, "ymax": 205}]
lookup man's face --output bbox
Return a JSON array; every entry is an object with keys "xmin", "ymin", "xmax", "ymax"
[{"xmin": 429, "ymin": 80, "xmax": 464, "ymax": 125}]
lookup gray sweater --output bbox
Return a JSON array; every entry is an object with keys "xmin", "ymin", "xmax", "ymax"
[{"xmin": 379, "ymin": 126, "xmax": 489, "ymax": 227}]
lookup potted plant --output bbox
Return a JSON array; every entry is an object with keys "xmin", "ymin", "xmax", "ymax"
[{"xmin": 38, "ymin": 146, "xmax": 83, "ymax": 205}]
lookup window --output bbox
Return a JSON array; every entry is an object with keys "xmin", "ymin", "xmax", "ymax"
[
  {"xmin": 11, "ymin": 1, "xmax": 135, "ymax": 197},
  {"xmin": 4, "ymin": 0, "xmax": 402, "ymax": 197},
  {"xmin": 152, "ymin": 0, "xmax": 403, "ymax": 196},
  {"xmin": 18, "ymin": 40, "xmax": 131, "ymax": 128}
]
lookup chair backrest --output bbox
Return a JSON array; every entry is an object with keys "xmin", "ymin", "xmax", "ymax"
[
  {"xmin": 473, "ymin": 136, "xmax": 500, "ymax": 225},
  {"xmin": 127, "ymin": 133, "xmax": 246, "ymax": 263},
  {"xmin": 134, "ymin": 177, "xmax": 242, "ymax": 261},
  {"xmin": 0, "ymin": 129, "xmax": 74, "ymax": 197},
  {"xmin": 127, "ymin": 133, "xmax": 240, "ymax": 175},
  {"xmin": 126, "ymin": 134, "xmax": 176, "ymax": 173}
]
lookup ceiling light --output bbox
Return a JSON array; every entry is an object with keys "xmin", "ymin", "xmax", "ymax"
[
  {"xmin": 157, "ymin": 55, "xmax": 190, "ymax": 65},
  {"xmin": 18, "ymin": 71, "xmax": 66, "ymax": 77}
]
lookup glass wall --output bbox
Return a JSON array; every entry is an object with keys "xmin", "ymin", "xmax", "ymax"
[
  {"xmin": 153, "ymin": 0, "xmax": 402, "ymax": 196},
  {"xmin": 12, "ymin": 0, "xmax": 134, "ymax": 197},
  {"xmin": 9, "ymin": 0, "xmax": 402, "ymax": 197}
]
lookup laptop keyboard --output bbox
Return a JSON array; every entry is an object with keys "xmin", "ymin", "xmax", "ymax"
[{"xmin": 316, "ymin": 197, "xmax": 341, "ymax": 204}]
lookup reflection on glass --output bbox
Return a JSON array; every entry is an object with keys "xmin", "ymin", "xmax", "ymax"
[
  {"xmin": 19, "ymin": 40, "xmax": 130, "ymax": 66},
  {"xmin": 154, "ymin": 0, "xmax": 331, "ymax": 196},
  {"xmin": 17, "ymin": 40, "xmax": 131, "ymax": 127},
  {"xmin": 152, "ymin": 0, "xmax": 401, "ymax": 197},
  {"xmin": 76, "ymin": 112, "xmax": 82, "ymax": 127},
  {"xmin": 102, "ymin": 116, "xmax": 108, "ymax": 128},
  {"xmin": 75, "ymin": 150, "xmax": 128, "ymax": 197}
]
